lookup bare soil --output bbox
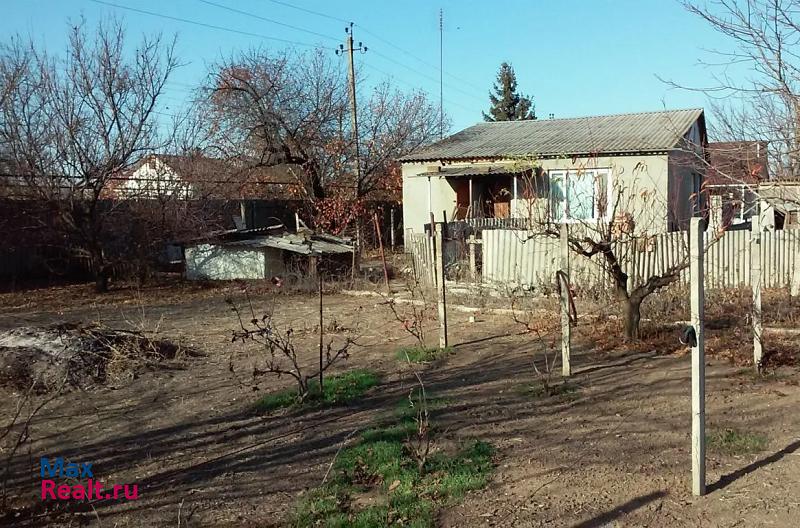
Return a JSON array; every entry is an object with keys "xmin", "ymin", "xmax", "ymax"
[{"xmin": 0, "ymin": 280, "xmax": 798, "ymax": 527}]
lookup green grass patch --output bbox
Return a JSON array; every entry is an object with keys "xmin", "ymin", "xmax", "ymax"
[
  {"xmin": 396, "ymin": 346, "xmax": 453, "ymax": 364},
  {"xmin": 254, "ymin": 369, "xmax": 380, "ymax": 413},
  {"xmin": 393, "ymin": 389, "xmax": 451, "ymax": 421},
  {"xmin": 292, "ymin": 401, "xmax": 494, "ymax": 527},
  {"xmin": 707, "ymin": 428, "xmax": 768, "ymax": 456}
]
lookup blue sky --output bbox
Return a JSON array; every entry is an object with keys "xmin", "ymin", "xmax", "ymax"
[{"xmin": 2, "ymin": 0, "xmax": 734, "ymax": 132}]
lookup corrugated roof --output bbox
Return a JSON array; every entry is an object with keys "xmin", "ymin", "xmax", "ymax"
[
  {"xmin": 400, "ymin": 108, "xmax": 704, "ymax": 162},
  {"xmin": 224, "ymin": 233, "xmax": 353, "ymax": 255}
]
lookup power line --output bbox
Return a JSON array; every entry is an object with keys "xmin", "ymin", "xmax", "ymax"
[
  {"xmin": 264, "ymin": 0, "xmax": 350, "ymax": 24},
  {"xmin": 88, "ymin": 0, "xmax": 333, "ymax": 50},
  {"xmin": 196, "ymin": 0, "xmax": 340, "ymax": 43},
  {"xmin": 258, "ymin": 0, "xmax": 487, "ymax": 103},
  {"xmin": 361, "ymin": 61, "xmax": 477, "ymax": 115},
  {"xmin": 368, "ymin": 48, "xmax": 485, "ymax": 104},
  {"xmin": 355, "ymin": 25, "xmax": 486, "ymax": 94}
]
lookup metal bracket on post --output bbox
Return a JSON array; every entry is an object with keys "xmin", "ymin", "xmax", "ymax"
[{"xmin": 689, "ymin": 217, "xmax": 706, "ymax": 496}]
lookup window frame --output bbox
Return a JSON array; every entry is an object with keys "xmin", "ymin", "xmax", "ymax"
[{"xmin": 547, "ymin": 168, "xmax": 612, "ymax": 223}]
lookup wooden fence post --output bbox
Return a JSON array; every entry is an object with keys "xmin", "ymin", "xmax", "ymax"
[
  {"xmin": 435, "ymin": 222, "xmax": 448, "ymax": 349},
  {"xmin": 560, "ymin": 223, "xmax": 571, "ymax": 377},
  {"xmin": 751, "ymin": 216, "xmax": 763, "ymax": 371},
  {"xmin": 690, "ymin": 217, "xmax": 706, "ymax": 497}
]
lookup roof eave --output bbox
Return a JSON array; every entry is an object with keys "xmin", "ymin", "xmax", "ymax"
[{"xmin": 400, "ymin": 149, "xmax": 673, "ymax": 164}]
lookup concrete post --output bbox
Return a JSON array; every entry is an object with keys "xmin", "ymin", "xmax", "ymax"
[
  {"xmin": 434, "ymin": 223, "xmax": 448, "ymax": 349},
  {"xmin": 792, "ymin": 230, "xmax": 800, "ymax": 297},
  {"xmin": 689, "ymin": 217, "xmax": 706, "ymax": 496},
  {"xmin": 559, "ymin": 223, "xmax": 571, "ymax": 377},
  {"xmin": 751, "ymin": 216, "xmax": 763, "ymax": 371},
  {"xmin": 468, "ymin": 234, "xmax": 477, "ymax": 283}
]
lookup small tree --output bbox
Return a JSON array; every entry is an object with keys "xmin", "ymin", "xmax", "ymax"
[
  {"xmin": 483, "ymin": 62, "xmax": 536, "ymax": 122},
  {"xmin": 228, "ymin": 297, "xmax": 356, "ymax": 402},
  {"xmin": 512, "ymin": 155, "xmax": 706, "ymax": 341}
]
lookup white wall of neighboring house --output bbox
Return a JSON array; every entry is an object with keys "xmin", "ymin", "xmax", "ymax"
[
  {"xmin": 401, "ymin": 162, "xmax": 455, "ymax": 233},
  {"xmin": 119, "ymin": 157, "xmax": 193, "ymax": 198}
]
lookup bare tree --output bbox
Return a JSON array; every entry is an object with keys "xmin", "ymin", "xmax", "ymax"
[
  {"xmin": 202, "ymin": 48, "xmax": 442, "ymax": 222},
  {"xmin": 675, "ymin": 1, "xmax": 800, "ymax": 179},
  {"xmin": 512, "ymin": 154, "xmax": 707, "ymax": 340},
  {"xmin": 0, "ymin": 20, "xmax": 179, "ymax": 291}
]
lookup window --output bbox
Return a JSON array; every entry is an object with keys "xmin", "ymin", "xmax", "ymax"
[{"xmin": 548, "ymin": 169, "xmax": 610, "ymax": 222}]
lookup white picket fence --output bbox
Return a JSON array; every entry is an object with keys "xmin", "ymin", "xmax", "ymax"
[{"xmin": 481, "ymin": 228, "xmax": 800, "ymax": 290}]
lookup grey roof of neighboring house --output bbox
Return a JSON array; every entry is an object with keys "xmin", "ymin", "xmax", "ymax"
[{"xmin": 400, "ymin": 108, "xmax": 705, "ymax": 162}]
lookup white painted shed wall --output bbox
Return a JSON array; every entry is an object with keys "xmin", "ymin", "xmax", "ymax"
[{"xmin": 185, "ymin": 244, "xmax": 275, "ymax": 280}]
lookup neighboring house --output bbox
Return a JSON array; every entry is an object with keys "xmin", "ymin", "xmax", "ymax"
[
  {"xmin": 112, "ymin": 154, "xmax": 303, "ymax": 201},
  {"xmin": 706, "ymin": 141, "xmax": 767, "ymax": 228},
  {"xmin": 399, "ymin": 108, "xmax": 707, "ymax": 235}
]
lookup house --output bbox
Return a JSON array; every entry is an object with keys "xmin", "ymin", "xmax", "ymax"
[
  {"xmin": 184, "ymin": 226, "xmax": 353, "ymax": 281},
  {"xmin": 399, "ymin": 108, "xmax": 707, "ymax": 235},
  {"xmin": 113, "ymin": 154, "xmax": 304, "ymax": 201},
  {"xmin": 706, "ymin": 141, "xmax": 767, "ymax": 228}
]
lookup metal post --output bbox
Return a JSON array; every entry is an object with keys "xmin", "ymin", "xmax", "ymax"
[
  {"xmin": 560, "ymin": 223, "xmax": 571, "ymax": 377},
  {"xmin": 373, "ymin": 212, "xmax": 389, "ymax": 289},
  {"xmin": 318, "ymin": 263, "xmax": 324, "ymax": 391},
  {"xmin": 468, "ymin": 177, "xmax": 474, "ymax": 219},
  {"xmin": 690, "ymin": 217, "xmax": 706, "ymax": 496},
  {"xmin": 751, "ymin": 216, "xmax": 763, "ymax": 371},
  {"xmin": 390, "ymin": 208, "xmax": 396, "ymax": 250},
  {"xmin": 791, "ymin": 230, "xmax": 800, "ymax": 297},
  {"xmin": 435, "ymin": 222, "xmax": 448, "ymax": 349},
  {"xmin": 513, "ymin": 175, "xmax": 518, "ymax": 218}
]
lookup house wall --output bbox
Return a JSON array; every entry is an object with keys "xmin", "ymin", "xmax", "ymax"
[
  {"xmin": 402, "ymin": 154, "xmax": 672, "ymax": 234},
  {"xmin": 185, "ymin": 244, "xmax": 286, "ymax": 280},
  {"xmin": 402, "ymin": 162, "xmax": 457, "ymax": 233},
  {"xmin": 119, "ymin": 157, "xmax": 191, "ymax": 198}
]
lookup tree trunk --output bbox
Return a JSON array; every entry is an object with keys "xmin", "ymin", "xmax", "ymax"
[
  {"xmin": 91, "ymin": 249, "xmax": 110, "ymax": 293},
  {"xmin": 95, "ymin": 270, "xmax": 109, "ymax": 293},
  {"xmin": 623, "ymin": 297, "xmax": 642, "ymax": 341}
]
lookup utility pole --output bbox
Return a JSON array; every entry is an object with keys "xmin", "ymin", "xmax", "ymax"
[
  {"xmin": 337, "ymin": 24, "xmax": 367, "ymax": 278},
  {"xmin": 439, "ymin": 8, "xmax": 444, "ymax": 140},
  {"xmin": 337, "ymin": 24, "xmax": 366, "ymax": 188}
]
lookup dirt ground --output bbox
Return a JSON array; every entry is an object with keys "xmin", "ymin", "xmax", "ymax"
[{"xmin": 0, "ymin": 279, "xmax": 798, "ymax": 527}]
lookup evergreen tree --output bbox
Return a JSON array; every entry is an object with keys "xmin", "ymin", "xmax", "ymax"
[{"xmin": 482, "ymin": 62, "xmax": 536, "ymax": 121}]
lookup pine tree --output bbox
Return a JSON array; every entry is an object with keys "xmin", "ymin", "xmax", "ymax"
[{"xmin": 482, "ymin": 62, "xmax": 536, "ymax": 121}]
